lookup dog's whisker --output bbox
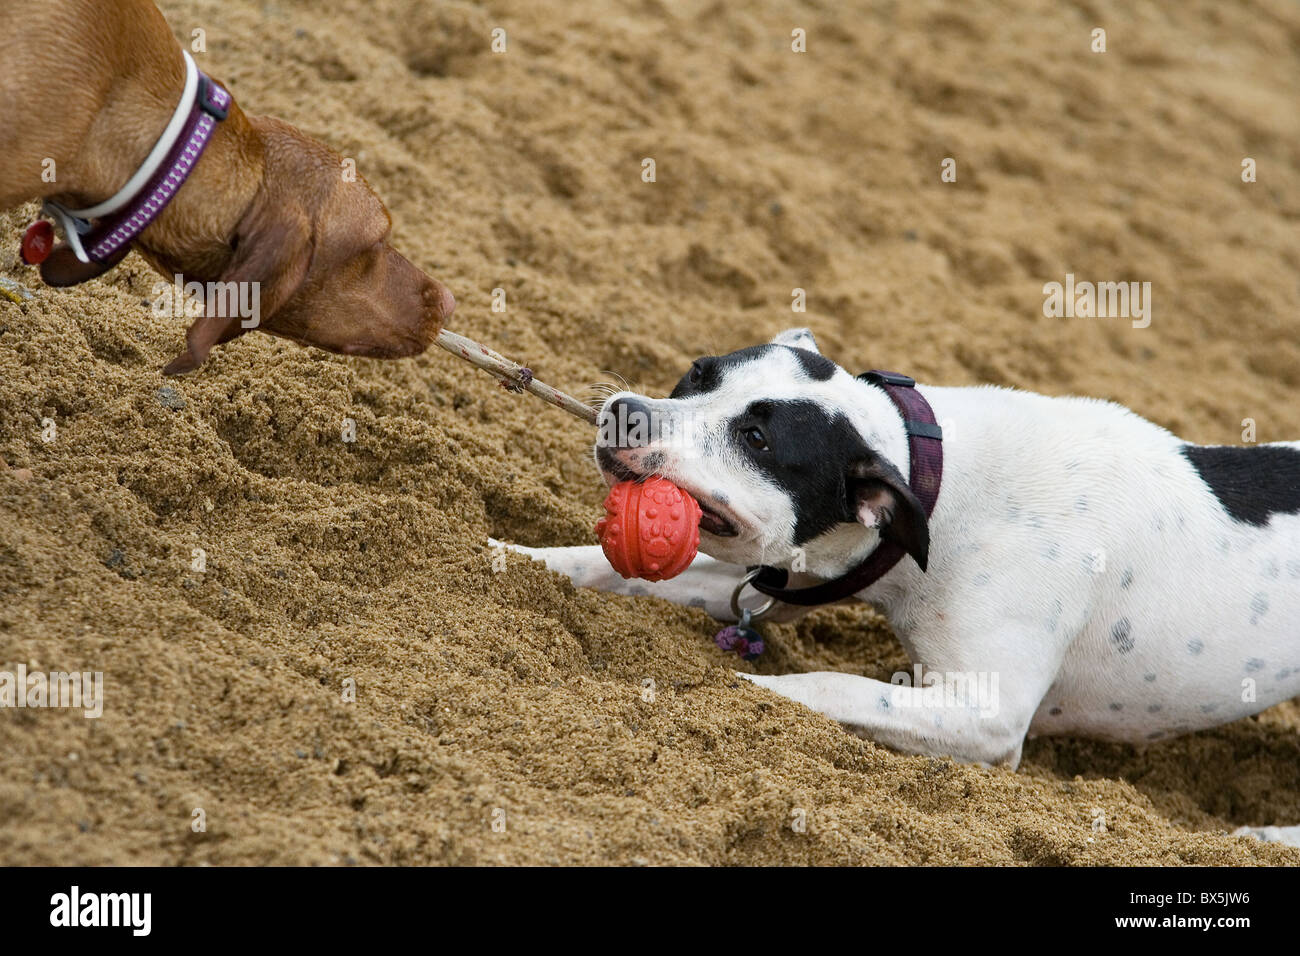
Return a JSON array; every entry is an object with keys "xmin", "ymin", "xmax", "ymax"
[
  {"xmin": 579, "ymin": 381, "xmax": 630, "ymax": 411},
  {"xmin": 597, "ymin": 370, "xmax": 632, "ymax": 394}
]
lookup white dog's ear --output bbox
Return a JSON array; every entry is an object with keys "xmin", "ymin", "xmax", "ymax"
[
  {"xmin": 770, "ymin": 327, "xmax": 820, "ymax": 354},
  {"xmin": 849, "ymin": 456, "xmax": 930, "ymax": 571}
]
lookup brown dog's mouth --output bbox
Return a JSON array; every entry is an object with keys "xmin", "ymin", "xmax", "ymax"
[{"xmin": 597, "ymin": 447, "xmax": 739, "ymax": 537}]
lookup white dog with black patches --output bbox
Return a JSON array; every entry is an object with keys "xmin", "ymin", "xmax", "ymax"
[{"xmin": 496, "ymin": 329, "xmax": 1300, "ymax": 845}]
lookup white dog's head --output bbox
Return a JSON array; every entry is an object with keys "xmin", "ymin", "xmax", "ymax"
[{"xmin": 594, "ymin": 329, "xmax": 929, "ymax": 575}]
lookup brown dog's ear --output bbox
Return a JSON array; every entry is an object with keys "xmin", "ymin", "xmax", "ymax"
[
  {"xmin": 161, "ymin": 195, "xmax": 313, "ymax": 375},
  {"xmin": 849, "ymin": 456, "xmax": 930, "ymax": 571}
]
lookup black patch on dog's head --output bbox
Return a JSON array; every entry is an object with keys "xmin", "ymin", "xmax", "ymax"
[
  {"xmin": 670, "ymin": 345, "xmax": 835, "ymax": 399},
  {"xmin": 726, "ymin": 398, "xmax": 871, "ymax": 544},
  {"xmin": 784, "ymin": 346, "xmax": 836, "ymax": 381},
  {"xmin": 1181, "ymin": 444, "xmax": 1300, "ymax": 526}
]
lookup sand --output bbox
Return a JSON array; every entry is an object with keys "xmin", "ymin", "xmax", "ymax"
[{"xmin": 2, "ymin": 0, "xmax": 1299, "ymax": 865}]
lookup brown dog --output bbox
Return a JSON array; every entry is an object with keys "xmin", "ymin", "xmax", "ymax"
[{"xmin": 0, "ymin": 0, "xmax": 455, "ymax": 374}]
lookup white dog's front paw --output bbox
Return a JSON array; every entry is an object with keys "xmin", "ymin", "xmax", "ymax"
[{"xmin": 733, "ymin": 671, "xmax": 830, "ymax": 712}]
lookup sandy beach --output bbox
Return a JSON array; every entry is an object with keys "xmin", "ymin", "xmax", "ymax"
[{"xmin": 2, "ymin": 0, "xmax": 1299, "ymax": 864}]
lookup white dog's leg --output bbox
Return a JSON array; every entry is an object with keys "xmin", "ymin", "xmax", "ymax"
[
  {"xmin": 1234, "ymin": 825, "xmax": 1300, "ymax": 848},
  {"xmin": 491, "ymin": 540, "xmax": 757, "ymax": 621},
  {"xmin": 739, "ymin": 617, "xmax": 1072, "ymax": 768},
  {"xmin": 738, "ymin": 670, "xmax": 1033, "ymax": 767}
]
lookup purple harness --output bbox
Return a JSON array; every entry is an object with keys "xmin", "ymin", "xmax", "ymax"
[{"xmin": 749, "ymin": 370, "xmax": 944, "ymax": 606}]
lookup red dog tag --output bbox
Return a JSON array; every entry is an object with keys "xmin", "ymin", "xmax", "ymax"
[{"xmin": 20, "ymin": 220, "xmax": 54, "ymax": 265}]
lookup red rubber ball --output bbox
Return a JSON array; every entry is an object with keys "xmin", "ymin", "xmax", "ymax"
[{"xmin": 594, "ymin": 477, "xmax": 701, "ymax": 582}]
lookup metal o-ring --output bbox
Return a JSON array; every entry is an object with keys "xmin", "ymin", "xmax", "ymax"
[{"xmin": 730, "ymin": 568, "xmax": 778, "ymax": 621}]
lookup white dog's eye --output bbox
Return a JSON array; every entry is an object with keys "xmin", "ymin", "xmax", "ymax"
[
  {"xmin": 688, "ymin": 362, "xmax": 703, "ymax": 383},
  {"xmin": 740, "ymin": 426, "xmax": 768, "ymax": 451}
]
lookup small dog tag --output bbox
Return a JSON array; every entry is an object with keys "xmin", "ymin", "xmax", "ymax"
[{"xmin": 20, "ymin": 220, "xmax": 54, "ymax": 265}]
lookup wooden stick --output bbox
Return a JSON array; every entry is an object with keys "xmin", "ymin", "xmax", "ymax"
[{"xmin": 434, "ymin": 328, "xmax": 599, "ymax": 427}]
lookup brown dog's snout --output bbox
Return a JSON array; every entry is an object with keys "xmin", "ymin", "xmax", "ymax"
[
  {"xmin": 306, "ymin": 243, "xmax": 455, "ymax": 360},
  {"xmin": 426, "ymin": 278, "xmax": 455, "ymax": 324}
]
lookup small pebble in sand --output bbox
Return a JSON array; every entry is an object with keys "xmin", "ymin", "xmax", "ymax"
[{"xmin": 155, "ymin": 385, "xmax": 187, "ymax": 411}]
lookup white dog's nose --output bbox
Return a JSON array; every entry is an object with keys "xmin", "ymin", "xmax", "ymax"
[{"xmin": 601, "ymin": 395, "xmax": 662, "ymax": 449}]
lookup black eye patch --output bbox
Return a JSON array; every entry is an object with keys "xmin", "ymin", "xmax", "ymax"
[{"xmin": 726, "ymin": 399, "xmax": 872, "ymax": 545}]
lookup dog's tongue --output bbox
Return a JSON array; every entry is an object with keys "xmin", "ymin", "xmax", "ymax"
[{"xmin": 595, "ymin": 478, "xmax": 700, "ymax": 581}]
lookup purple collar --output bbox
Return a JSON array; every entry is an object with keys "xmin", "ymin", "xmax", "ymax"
[
  {"xmin": 749, "ymin": 370, "xmax": 944, "ymax": 606},
  {"xmin": 23, "ymin": 51, "xmax": 231, "ymax": 278}
]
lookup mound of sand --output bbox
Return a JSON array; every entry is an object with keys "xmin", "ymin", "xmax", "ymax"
[{"xmin": 2, "ymin": 0, "xmax": 1299, "ymax": 864}]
